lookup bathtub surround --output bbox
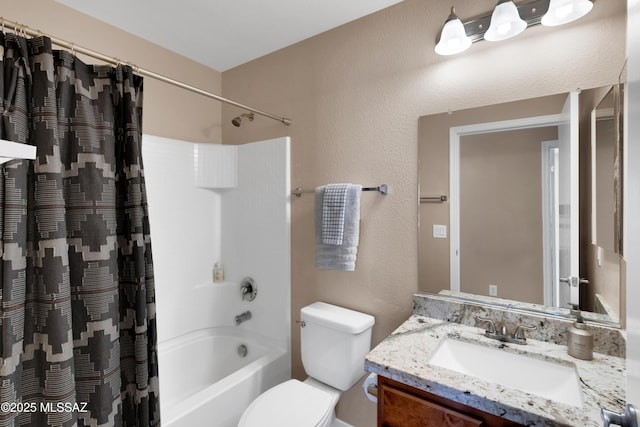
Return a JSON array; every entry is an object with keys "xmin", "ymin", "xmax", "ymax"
[
  {"xmin": 194, "ymin": 144, "xmax": 238, "ymax": 188},
  {"xmin": 220, "ymin": 137, "xmax": 292, "ymax": 349},
  {"xmin": 0, "ymin": 35, "xmax": 158, "ymax": 426},
  {"xmin": 143, "ymin": 135, "xmax": 291, "ymax": 345},
  {"xmin": 142, "ymin": 136, "xmax": 222, "ymax": 340},
  {"xmin": 143, "ymin": 135, "xmax": 291, "ymax": 426}
]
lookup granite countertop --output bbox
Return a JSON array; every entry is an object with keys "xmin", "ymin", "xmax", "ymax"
[{"xmin": 365, "ymin": 315, "xmax": 626, "ymax": 427}]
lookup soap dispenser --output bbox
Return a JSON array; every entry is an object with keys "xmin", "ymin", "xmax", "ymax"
[{"xmin": 567, "ymin": 310, "xmax": 593, "ymax": 360}]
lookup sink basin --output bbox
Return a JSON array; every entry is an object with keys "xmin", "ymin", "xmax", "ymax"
[{"xmin": 428, "ymin": 337, "xmax": 583, "ymax": 407}]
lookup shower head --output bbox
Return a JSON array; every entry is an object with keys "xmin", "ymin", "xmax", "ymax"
[{"xmin": 231, "ymin": 113, "xmax": 254, "ymax": 127}]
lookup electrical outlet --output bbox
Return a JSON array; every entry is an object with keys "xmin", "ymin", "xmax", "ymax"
[{"xmin": 489, "ymin": 284, "xmax": 498, "ymax": 296}]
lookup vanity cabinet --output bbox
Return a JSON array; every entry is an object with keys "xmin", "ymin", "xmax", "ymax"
[{"xmin": 377, "ymin": 376, "xmax": 523, "ymax": 427}]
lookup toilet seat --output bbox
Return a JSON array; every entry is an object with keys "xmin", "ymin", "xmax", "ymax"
[{"xmin": 238, "ymin": 379, "xmax": 334, "ymax": 427}]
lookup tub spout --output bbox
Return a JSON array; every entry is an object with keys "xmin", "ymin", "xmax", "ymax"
[{"xmin": 235, "ymin": 311, "xmax": 252, "ymax": 325}]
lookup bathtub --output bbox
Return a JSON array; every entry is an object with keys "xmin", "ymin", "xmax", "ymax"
[{"xmin": 159, "ymin": 327, "xmax": 289, "ymax": 427}]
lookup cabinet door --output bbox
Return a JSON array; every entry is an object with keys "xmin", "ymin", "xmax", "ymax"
[{"xmin": 380, "ymin": 384, "xmax": 484, "ymax": 427}]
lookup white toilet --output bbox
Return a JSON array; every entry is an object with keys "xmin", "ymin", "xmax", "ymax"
[{"xmin": 238, "ymin": 301, "xmax": 375, "ymax": 427}]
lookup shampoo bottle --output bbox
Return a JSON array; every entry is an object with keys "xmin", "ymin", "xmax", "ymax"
[
  {"xmin": 567, "ymin": 313, "xmax": 593, "ymax": 360},
  {"xmin": 213, "ymin": 262, "xmax": 224, "ymax": 283}
]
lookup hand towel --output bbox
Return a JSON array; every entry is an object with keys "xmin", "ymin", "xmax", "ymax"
[
  {"xmin": 315, "ymin": 184, "xmax": 362, "ymax": 271},
  {"xmin": 321, "ymin": 183, "xmax": 350, "ymax": 245}
]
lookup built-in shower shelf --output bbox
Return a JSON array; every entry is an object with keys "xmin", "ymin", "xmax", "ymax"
[
  {"xmin": 0, "ymin": 139, "xmax": 37, "ymax": 165},
  {"xmin": 193, "ymin": 144, "xmax": 238, "ymax": 189}
]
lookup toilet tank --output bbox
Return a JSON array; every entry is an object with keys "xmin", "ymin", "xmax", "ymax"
[{"xmin": 300, "ymin": 302, "xmax": 375, "ymax": 391}]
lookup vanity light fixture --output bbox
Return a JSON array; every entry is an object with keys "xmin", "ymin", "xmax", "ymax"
[
  {"xmin": 435, "ymin": 0, "xmax": 595, "ymax": 55},
  {"xmin": 541, "ymin": 0, "xmax": 594, "ymax": 26},
  {"xmin": 484, "ymin": 0, "xmax": 527, "ymax": 41},
  {"xmin": 435, "ymin": 7, "xmax": 472, "ymax": 55}
]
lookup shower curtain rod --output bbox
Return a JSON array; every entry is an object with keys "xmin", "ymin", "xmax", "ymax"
[{"xmin": 1, "ymin": 17, "xmax": 292, "ymax": 126}]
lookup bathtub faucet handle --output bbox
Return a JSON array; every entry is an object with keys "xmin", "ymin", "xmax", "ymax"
[{"xmin": 240, "ymin": 277, "xmax": 257, "ymax": 301}]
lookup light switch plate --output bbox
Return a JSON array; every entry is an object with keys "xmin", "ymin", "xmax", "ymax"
[{"xmin": 433, "ymin": 224, "xmax": 447, "ymax": 239}]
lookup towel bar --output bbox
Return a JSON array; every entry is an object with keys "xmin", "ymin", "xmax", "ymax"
[
  {"xmin": 292, "ymin": 184, "xmax": 387, "ymax": 198},
  {"xmin": 420, "ymin": 195, "xmax": 448, "ymax": 202}
]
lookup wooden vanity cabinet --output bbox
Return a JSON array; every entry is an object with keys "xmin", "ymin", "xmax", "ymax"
[{"xmin": 377, "ymin": 376, "xmax": 524, "ymax": 427}]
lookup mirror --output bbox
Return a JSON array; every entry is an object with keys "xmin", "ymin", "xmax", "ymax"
[
  {"xmin": 592, "ymin": 85, "xmax": 623, "ymax": 255},
  {"xmin": 418, "ymin": 86, "xmax": 625, "ymax": 327}
]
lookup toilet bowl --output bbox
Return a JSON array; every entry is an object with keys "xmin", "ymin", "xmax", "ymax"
[
  {"xmin": 238, "ymin": 302, "xmax": 375, "ymax": 427},
  {"xmin": 238, "ymin": 378, "xmax": 340, "ymax": 427}
]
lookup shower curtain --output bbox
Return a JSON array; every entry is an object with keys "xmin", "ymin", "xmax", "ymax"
[{"xmin": 0, "ymin": 32, "xmax": 159, "ymax": 427}]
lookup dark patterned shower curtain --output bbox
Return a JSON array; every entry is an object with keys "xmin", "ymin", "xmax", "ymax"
[{"xmin": 0, "ymin": 33, "xmax": 160, "ymax": 427}]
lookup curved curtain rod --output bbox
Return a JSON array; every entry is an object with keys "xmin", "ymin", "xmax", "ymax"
[{"xmin": 0, "ymin": 17, "xmax": 292, "ymax": 126}]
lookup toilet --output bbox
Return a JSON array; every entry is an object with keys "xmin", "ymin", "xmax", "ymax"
[{"xmin": 238, "ymin": 301, "xmax": 375, "ymax": 427}]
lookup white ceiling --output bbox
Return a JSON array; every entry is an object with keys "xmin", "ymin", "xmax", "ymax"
[{"xmin": 56, "ymin": 0, "xmax": 405, "ymax": 72}]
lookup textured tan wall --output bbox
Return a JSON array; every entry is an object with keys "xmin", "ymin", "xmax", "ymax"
[
  {"xmin": 3, "ymin": 0, "xmax": 222, "ymax": 144},
  {"xmin": 221, "ymin": 1, "xmax": 627, "ymax": 425}
]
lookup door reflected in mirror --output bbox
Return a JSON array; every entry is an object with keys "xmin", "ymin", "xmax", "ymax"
[{"xmin": 459, "ymin": 126, "xmax": 558, "ymax": 306}]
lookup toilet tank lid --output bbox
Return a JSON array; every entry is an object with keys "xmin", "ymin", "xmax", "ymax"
[{"xmin": 301, "ymin": 302, "xmax": 375, "ymax": 334}]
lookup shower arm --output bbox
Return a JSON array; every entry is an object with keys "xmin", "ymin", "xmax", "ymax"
[{"xmin": 0, "ymin": 17, "xmax": 292, "ymax": 126}]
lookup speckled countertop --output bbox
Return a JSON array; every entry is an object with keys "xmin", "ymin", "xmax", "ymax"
[{"xmin": 365, "ymin": 315, "xmax": 626, "ymax": 427}]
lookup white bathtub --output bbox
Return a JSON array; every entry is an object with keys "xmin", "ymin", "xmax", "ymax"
[{"xmin": 159, "ymin": 327, "xmax": 289, "ymax": 427}]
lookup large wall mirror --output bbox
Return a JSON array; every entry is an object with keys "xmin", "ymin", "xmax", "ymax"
[{"xmin": 418, "ymin": 79, "xmax": 626, "ymax": 328}]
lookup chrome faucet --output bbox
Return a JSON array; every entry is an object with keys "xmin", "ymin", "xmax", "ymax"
[
  {"xmin": 240, "ymin": 277, "xmax": 257, "ymax": 301},
  {"xmin": 235, "ymin": 311, "xmax": 252, "ymax": 325},
  {"xmin": 476, "ymin": 317, "xmax": 536, "ymax": 345}
]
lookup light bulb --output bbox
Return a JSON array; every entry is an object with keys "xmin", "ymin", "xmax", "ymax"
[
  {"xmin": 484, "ymin": 1, "xmax": 527, "ymax": 42},
  {"xmin": 435, "ymin": 7, "xmax": 472, "ymax": 56},
  {"xmin": 542, "ymin": 0, "xmax": 593, "ymax": 26}
]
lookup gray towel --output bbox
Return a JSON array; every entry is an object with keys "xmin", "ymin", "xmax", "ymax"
[
  {"xmin": 322, "ymin": 183, "xmax": 350, "ymax": 245},
  {"xmin": 315, "ymin": 184, "xmax": 362, "ymax": 271}
]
